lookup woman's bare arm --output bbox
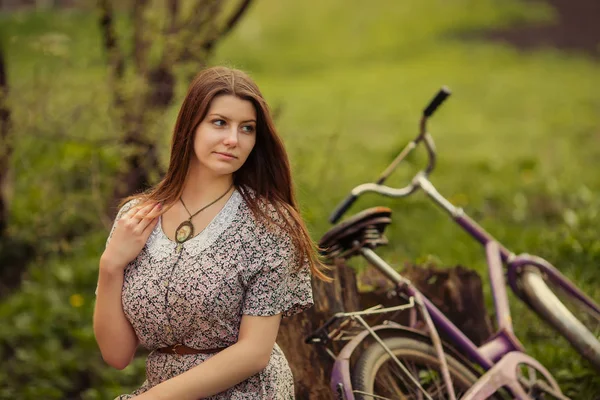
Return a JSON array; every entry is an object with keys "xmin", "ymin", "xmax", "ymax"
[
  {"xmin": 93, "ymin": 201, "xmax": 161, "ymax": 370},
  {"xmin": 135, "ymin": 313, "xmax": 282, "ymax": 400},
  {"xmin": 93, "ymin": 257, "xmax": 139, "ymax": 370}
]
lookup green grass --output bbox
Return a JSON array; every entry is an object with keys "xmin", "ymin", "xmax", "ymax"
[{"xmin": 2, "ymin": 0, "xmax": 600, "ymax": 397}]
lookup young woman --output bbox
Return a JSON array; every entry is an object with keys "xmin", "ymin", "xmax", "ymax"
[{"xmin": 93, "ymin": 66, "xmax": 328, "ymax": 399}]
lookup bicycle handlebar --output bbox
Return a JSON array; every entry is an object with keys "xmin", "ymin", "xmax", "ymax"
[
  {"xmin": 329, "ymin": 193, "xmax": 358, "ymax": 224},
  {"xmin": 329, "ymin": 86, "xmax": 451, "ymax": 224},
  {"xmin": 423, "ymin": 86, "xmax": 451, "ymax": 118}
]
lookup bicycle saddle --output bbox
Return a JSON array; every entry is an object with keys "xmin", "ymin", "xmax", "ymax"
[{"xmin": 319, "ymin": 207, "xmax": 392, "ymax": 261}]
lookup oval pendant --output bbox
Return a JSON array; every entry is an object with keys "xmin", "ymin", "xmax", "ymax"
[{"xmin": 175, "ymin": 220, "xmax": 194, "ymax": 243}]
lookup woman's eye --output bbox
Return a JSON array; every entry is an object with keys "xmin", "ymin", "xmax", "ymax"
[
  {"xmin": 212, "ymin": 119, "xmax": 226, "ymax": 127},
  {"xmin": 241, "ymin": 125, "xmax": 255, "ymax": 133}
]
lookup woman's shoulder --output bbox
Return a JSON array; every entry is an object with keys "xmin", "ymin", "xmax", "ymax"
[
  {"xmin": 237, "ymin": 186, "xmax": 292, "ymax": 231},
  {"xmin": 115, "ymin": 197, "xmax": 143, "ymax": 220},
  {"xmin": 235, "ymin": 196, "xmax": 299, "ymax": 262}
]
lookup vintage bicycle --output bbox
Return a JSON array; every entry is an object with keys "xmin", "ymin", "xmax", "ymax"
[{"xmin": 306, "ymin": 88, "xmax": 600, "ymax": 399}]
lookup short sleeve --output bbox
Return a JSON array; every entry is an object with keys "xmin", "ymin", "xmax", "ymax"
[{"xmin": 242, "ymin": 228, "xmax": 314, "ymax": 318}]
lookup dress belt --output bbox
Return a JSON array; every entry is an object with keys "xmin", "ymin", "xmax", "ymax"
[{"xmin": 157, "ymin": 344, "xmax": 226, "ymax": 356}]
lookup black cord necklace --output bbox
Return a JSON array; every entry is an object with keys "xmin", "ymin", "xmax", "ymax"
[{"xmin": 175, "ymin": 184, "xmax": 234, "ymax": 244}]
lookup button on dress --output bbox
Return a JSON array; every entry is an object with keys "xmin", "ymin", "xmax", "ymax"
[{"xmin": 100, "ymin": 189, "xmax": 314, "ymax": 399}]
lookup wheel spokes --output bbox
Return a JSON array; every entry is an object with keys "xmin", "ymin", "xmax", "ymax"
[{"xmin": 369, "ymin": 356, "xmax": 462, "ymax": 400}]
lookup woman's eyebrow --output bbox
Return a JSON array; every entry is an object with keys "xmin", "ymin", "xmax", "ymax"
[{"xmin": 208, "ymin": 113, "xmax": 256, "ymax": 123}]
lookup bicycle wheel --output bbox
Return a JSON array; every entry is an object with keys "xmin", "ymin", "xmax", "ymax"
[
  {"xmin": 352, "ymin": 337, "xmax": 478, "ymax": 400},
  {"xmin": 518, "ymin": 268, "xmax": 600, "ymax": 370}
]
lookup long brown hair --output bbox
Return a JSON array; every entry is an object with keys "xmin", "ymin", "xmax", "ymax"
[{"xmin": 121, "ymin": 66, "xmax": 330, "ymax": 281}]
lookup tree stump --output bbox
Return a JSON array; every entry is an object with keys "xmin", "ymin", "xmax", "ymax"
[
  {"xmin": 277, "ymin": 259, "xmax": 361, "ymax": 399},
  {"xmin": 359, "ymin": 263, "xmax": 494, "ymax": 346},
  {"xmin": 277, "ymin": 261, "xmax": 494, "ymax": 399}
]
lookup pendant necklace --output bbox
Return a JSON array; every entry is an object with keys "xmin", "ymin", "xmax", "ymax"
[{"xmin": 175, "ymin": 184, "xmax": 234, "ymax": 244}]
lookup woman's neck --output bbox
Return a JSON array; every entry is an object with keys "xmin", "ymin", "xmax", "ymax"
[{"xmin": 180, "ymin": 169, "xmax": 234, "ymax": 211}]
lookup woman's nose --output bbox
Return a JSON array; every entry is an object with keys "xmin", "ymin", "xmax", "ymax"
[{"xmin": 223, "ymin": 127, "xmax": 238, "ymax": 146}]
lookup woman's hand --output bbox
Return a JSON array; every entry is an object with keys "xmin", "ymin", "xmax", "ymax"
[{"xmin": 101, "ymin": 201, "xmax": 162, "ymax": 271}]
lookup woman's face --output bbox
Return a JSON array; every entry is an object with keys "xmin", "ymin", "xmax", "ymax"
[{"xmin": 191, "ymin": 94, "xmax": 257, "ymax": 178}]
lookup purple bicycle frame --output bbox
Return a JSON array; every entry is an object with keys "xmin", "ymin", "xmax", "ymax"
[{"xmin": 328, "ymin": 173, "xmax": 597, "ymax": 399}]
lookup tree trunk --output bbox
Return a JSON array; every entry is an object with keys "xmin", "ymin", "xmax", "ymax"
[
  {"xmin": 0, "ymin": 44, "xmax": 38, "ymax": 299},
  {"xmin": 0, "ymin": 40, "xmax": 11, "ymax": 236},
  {"xmin": 98, "ymin": 0, "xmax": 163, "ymax": 214},
  {"xmin": 277, "ymin": 259, "xmax": 361, "ymax": 399}
]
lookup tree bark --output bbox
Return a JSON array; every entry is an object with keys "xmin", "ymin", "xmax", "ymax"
[
  {"xmin": 97, "ymin": 0, "xmax": 125, "ymax": 108},
  {"xmin": 202, "ymin": 0, "xmax": 253, "ymax": 54},
  {"xmin": 97, "ymin": 0, "xmax": 161, "ymax": 213},
  {"xmin": 0, "ymin": 44, "xmax": 36, "ymax": 298},
  {"xmin": 0, "ymin": 40, "xmax": 11, "ymax": 236},
  {"xmin": 131, "ymin": 0, "xmax": 150, "ymax": 76},
  {"xmin": 277, "ymin": 259, "xmax": 361, "ymax": 399}
]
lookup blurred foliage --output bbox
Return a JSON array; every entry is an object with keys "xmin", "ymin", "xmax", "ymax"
[
  {"xmin": 0, "ymin": 233, "xmax": 146, "ymax": 400},
  {"xmin": 1, "ymin": 0, "xmax": 599, "ymax": 398}
]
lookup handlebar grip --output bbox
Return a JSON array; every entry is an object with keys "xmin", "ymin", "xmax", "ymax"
[
  {"xmin": 329, "ymin": 194, "xmax": 358, "ymax": 224},
  {"xmin": 423, "ymin": 86, "xmax": 451, "ymax": 117}
]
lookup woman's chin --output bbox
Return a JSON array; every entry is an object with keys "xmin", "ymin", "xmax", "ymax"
[
  {"xmin": 209, "ymin": 165, "xmax": 240, "ymax": 178},
  {"xmin": 192, "ymin": 159, "xmax": 243, "ymax": 179}
]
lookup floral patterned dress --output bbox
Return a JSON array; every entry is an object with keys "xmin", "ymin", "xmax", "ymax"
[{"xmin": 99, "ymin": 189, "xmax": 313, "ymax": 399}]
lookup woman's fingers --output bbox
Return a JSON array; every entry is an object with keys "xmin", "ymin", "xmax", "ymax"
[
  {"xmin": 120, "ymin": 202, "xmax": 161, "ymax": 235},
  {"xmin": 142, "ymin": 216, "xmax": 160, "ymax": 237},
  {"xmin": 131, "ymin": 202, "xmax": 159, "ymax": 220},
  {"xmin": 104, "ymin": 201, "xmax": 162, "ymax": 268},
  {"xmin": 132, "ymin": 203, "xmax": 162, "ymax": 234},
  {"xmin": 124, "ymin": 202, "xmax": 153, "ymax": 220}
]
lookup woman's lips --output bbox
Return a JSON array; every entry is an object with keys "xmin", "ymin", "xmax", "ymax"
[{"xmin": 214, "ymin": 152, "xmax": 237, "ymax": 160}]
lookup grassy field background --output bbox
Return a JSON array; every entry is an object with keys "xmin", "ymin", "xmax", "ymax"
[{"xmin": 1, "ymin": 0, "xmax": 599, "ymax": 398}]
